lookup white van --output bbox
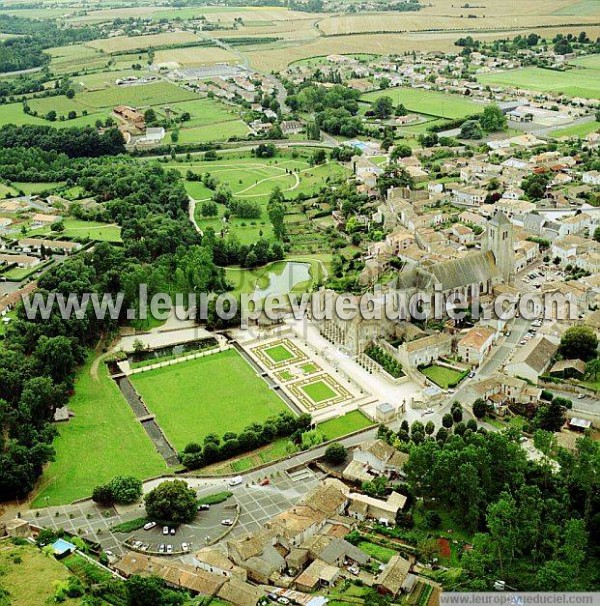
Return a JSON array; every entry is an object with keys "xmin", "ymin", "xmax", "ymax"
[{"xmin": 228, "ymin": 476, "xmax": 243, "ymax": 487}]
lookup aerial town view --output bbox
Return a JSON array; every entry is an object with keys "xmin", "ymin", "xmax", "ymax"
[{"xmin": 0, "ymin": 0, "xmax": 599, "ymax": 604}]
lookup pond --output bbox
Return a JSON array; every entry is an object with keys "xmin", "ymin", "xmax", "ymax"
[{"xmin": 254, "ymin": 261, "xmax": 312, "ymax": 298}]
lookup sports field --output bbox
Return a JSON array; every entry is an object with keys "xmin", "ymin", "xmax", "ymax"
[
  {"xmin": 130, "ymin": 349, "xmax": 289, "ymax": 449},
  {"xmin": 362, "ymin": 87, "xmax": 485, "ymax": 119},
  {"xmin": 478, "ymin": 66, "xmax": 600, "ymax": 99},
  {"xmin": 33, "ymin": 357, "xmax": 167, "ymax": 507}
]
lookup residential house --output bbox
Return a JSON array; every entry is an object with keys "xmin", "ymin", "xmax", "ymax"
[
  {"xmin": 347, "ymin": 492, "xmax": 407, "ymax": 523},
  {"xmin": 375, "ymin": 554, "xmax": 412, "ymax": 597},
  {"xmin": 457, "ymin": 326, "xmax": 496, "ymax": 366},
  {"xmin": 506, "ymin": 336, "xmax": 559, "ymax": 383},
  {"xmin": 349, "ymin": 439, "xmax": 409, "ymax": 478},
  {"xmin": 398, "ymin": 332, "xmax": 453, "ymax": 368}
]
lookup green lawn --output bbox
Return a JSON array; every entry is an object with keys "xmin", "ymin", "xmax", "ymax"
[
  {"xmin": 26, "ymin": 218, "xmax": 122, "ymax": 243},
  {"xmin": 478, "ymin": 66, "xmax": 600, "ymax": 99},
  {"xmin": 302, "ymin": 380, "xmax": 337, "ymax": 403},
  {"xmin": 317, "ymin": 410, "xmax": 373, "ymax": 440},
  {"xmin": 362, "ymin": 87, "xmax": 485, "ymax": 119},
  {"xmin": 33, "ymin": 356, "xmax": 167, "ymax": 507},
  {"xmin": 421, "ymin": 365, "xmax": 467, "ymax": 389},
  {"xmin": 357, "ymin": 540, "xmax": 397, "ymax": 563},
  {"xmin": 177, "ymin": 120, "xmax": 251, "ymax": 144},
  {"xmin": 130, "ymin": 349, "xmax": 289, "ymax": 450},
  {"xmin": 264, "ymin": 343, "xmax": 295, "ymax": 363},
  {"xmin": 79, "ymin": 82, "xmax": 201, "ymax": 108},
  {"xmin": 549, "ymin": 121, "xmax": 600, "ymax": 139}
]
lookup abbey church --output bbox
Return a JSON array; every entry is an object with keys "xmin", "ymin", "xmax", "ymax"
[{"xmin": 312, "ymin": 211, "xmax": 516, "ymax": 355}]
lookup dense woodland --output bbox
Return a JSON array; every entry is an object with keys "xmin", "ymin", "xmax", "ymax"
[
  {"xmin": 375, "ymin": 424, "xmax": 600, "ymax": 591},
  {"xmin": 0, "ymin": 14, "xmax": 101, "ymax": 73},
  {"xmin": 0, "ymin": 126, "xmax": 228, "ymax": 500}
]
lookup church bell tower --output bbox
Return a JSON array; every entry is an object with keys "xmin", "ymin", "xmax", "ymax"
[{"xmin": 487, "ymin": 211, "xmax": 515, "ymax": 285}]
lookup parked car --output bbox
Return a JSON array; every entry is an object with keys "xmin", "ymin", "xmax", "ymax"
[
  {"xmin": 259, "ymin": 478, "xmax": 270, "ymax": 486},
  {"xmin": 348, "ymin": 566, "xmax": 360, "ymax": 576},
  {"xmin": 469, "ymin": 371, "xmax": 476, "ymax": 378},
  {"xmin": 221, "ymin": 519, "xmax": 234, "ymax": 526},
  {"xmin": 277, "ymin": 598, "xmax": 290, "ymax": 605},
  {"xmin": 228, "ymin": 476, "xmax": 243, "ymax": 487},
  {"xmin": 198, "ymin": 504, "xmax": 210, "ymax": 511},
  {"xmin": 166, "ymin": 544, "xmax": 173, "ymax": 554},
  {"xmin": 162, "ymin": 526, "xmax": 169, "ymax": 535},
  {"xmin": 143, "ymin": 521, "xmax": 156, "ymax": 531},
  {"xmin": 170, "ymin": 528, "xmax": 176, "ymax": 536},
  {"xmin": 159, "ymin": 544, "xmax": 165, "ymax": 553},
  {"xmin": 181, "ymin": 543, "xmax": 189, "ymax": 553},
  {"xmin": 578, "ymin": 393, "xmax": 586, "ymax": 399}
]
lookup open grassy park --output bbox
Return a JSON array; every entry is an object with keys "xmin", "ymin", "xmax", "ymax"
[
  {"xmin": 130, "ymin": 349, "xmax": 289, "ymax": 450},
  {"xmin": 302, "ymin": 379, "xmax": 338, "ymax": 403},
  {"xmin": 33, "ymin": 357, "xmax": 167, "ymax": 507},
  {"xmin": 362, "ymin": 87, "xmax": 486, "ymax": 119}
]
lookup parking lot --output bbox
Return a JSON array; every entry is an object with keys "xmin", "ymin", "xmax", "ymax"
[{"xmin": 18, "ymin": 466, "xmax": 325, "ymax": 561}]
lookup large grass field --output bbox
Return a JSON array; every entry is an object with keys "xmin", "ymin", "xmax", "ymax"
[
  {"xmin": 177, "ymin": 120, "xmax": 251, "ymax": 144},
  {"xmin": 0, "ymin": 542, "xmax": 82, "ymax": 606},
  {"xmin": 130, "ymin": 349, "xmax": 289, "ymax": 450},
  {"xmin": 421, "ymin": 365, "xmax": 467, "ymax": 389},
  {"xmin": 86, "ymin": 31, "xmax": 200, "ymax": 53},
  {"xmin": 478, "ymin": 66, "xmax": 600, "ymax": 99},
  {"xmin": 25, "ymin": 218, "xmax": 122, "ymax": 243},
  {"xmin": 362, "ymin": 87, "xmax": 485, "ymax": 119},
  {"xmin": 33, "ymin": 357, "xmax": 167, "ymax": 507}
]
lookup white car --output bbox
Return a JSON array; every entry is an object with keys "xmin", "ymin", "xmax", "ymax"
[
  {"xmin": 577, "ymin": 393, "xmax": 586, "ymax": 399},
  {"xmin": 348, "ymin": 566, "xmax": 360, "ymax": 576},
  {"xmin": 228, "ymin": 476, "xmax": 243, "ymax": 487},
  {"xmin": 143, "ymin": 521, "xmax": 156, "ymax": 531},
  {"xmin": 277, "ymin": 599, "xmax": 290, "ymax": 605},
  {"xmin": 181, "ymin": 543, "xmax": 189, "ymax": 553},
  {"xmin": 221, "ymin": 519, "xmax": 234, "ymax": 526},
  {"xmin": 166, "ymin": 544, "xmax": 173, "ymax": 554},
  {"xmin": 162, "ymin": 526, "xmax": 169, "ymax": 535}
]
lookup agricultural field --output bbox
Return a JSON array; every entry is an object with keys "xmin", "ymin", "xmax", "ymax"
[
  {"xmin": 0, "ymin": 101, "xmax": 104, "ymax": 129},
  {"xmin": 80, "ymin": 81, "xmax": 200, "ymax": 108},
  {"xmin": 478, "ymin": 65, "xmax": 600, "ymax": 99},
  {"xmin": 153, "ymin": 46, "xmax": 239, "ymax": 67},
  {"xmin": 362, "ymin": 87, "xmax": 486, "ymax": 119},
  {"xmin": 86, "ymin": 31, "xmax": 200, "ymax": 54},
  {"xmin": 167, "ymin": 98, "xmax": 241, "ymax": 128},
  {"xmin": 33, "ymin": 357, "xmax": 167, "ymax": 507},
  {"xmin": 552, "ymin": 0, "xmax": 600, "ymax": 16},
  {"xmin": 130, "ymin": 349, "xmax": 289, "ymax": 450}
]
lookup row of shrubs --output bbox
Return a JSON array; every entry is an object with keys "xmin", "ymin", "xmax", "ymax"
[
  {"xmin": 365, "ymin": 345, "xmax": 405, "ymax": 378},
  {"xmin": 179, "ymin": 412, "xmax": 313, "ymax": 470}
]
